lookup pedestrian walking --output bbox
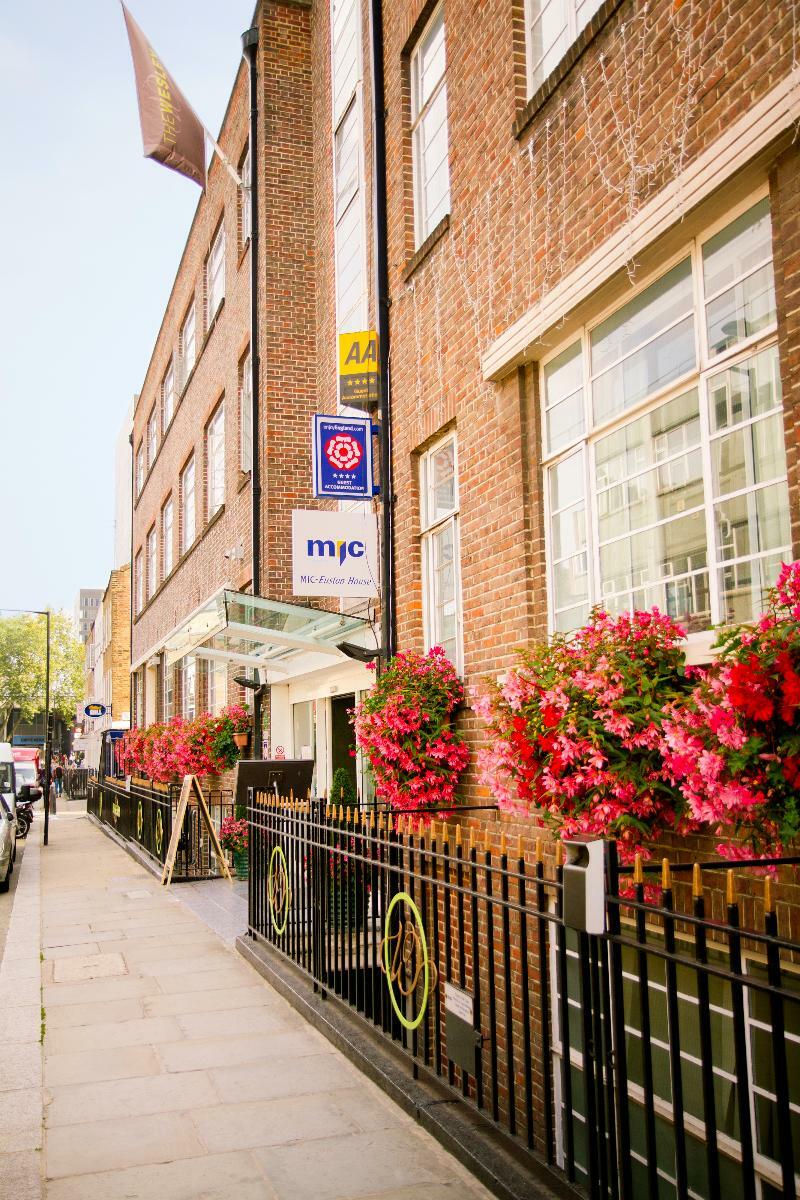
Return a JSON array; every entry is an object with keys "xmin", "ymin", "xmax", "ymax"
[{"xmin": 54, "ymin": 761, "xmax": 63, "ymax": 797}]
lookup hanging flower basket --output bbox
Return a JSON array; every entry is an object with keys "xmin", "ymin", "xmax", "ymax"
[{"xmin": 353, "ymin": 647, "xmax": 469, "ymax": 816}]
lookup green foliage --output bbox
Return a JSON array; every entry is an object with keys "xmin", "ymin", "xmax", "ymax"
[
  {"xmin": 0, "ymin": 611, "xmax": 84, "ymax": 727},
  {"xmin": 331, "ymin": 766, "xmax": 357, "ymax": 809}
]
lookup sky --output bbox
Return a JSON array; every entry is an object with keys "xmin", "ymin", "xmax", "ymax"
[{"xmin": 0, "ymin": 0, "xmax": 255, "ymax": 618}]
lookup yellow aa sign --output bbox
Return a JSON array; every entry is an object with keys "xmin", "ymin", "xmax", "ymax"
[{"xmin": 338, "ymin": 331, "xmax": 379, "ymax": 408}]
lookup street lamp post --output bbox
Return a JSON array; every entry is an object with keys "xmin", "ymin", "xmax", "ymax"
[{"xmin": 0, "ymin": 607, "xmax": 52, "ymax": 845}]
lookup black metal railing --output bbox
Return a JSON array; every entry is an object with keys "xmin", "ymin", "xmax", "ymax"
[
  {"xmin": 64, "ymin": 767, "xmax": 89, "ymax": 799},
  {"xmin": 245, "ymin": 795, "xmax": 800, "ymax": 1199},
  {"xmin": 88, "ymin": 776, "xmax": 234, "ymax": 880}
]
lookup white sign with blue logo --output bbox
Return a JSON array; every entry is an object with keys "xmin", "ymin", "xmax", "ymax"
[
  {"xmin": 312, "ymin": 414, "xmax": 374, "ymax": 500},
  {"xmin": 292, "ymin": 509, "xmax": 379, "ymax": 598}
]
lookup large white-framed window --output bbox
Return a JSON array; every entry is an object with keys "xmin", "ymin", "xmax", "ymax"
[
  {"xmin": 180, "ymin": 456, "xmax": 195, "ymax": 554},
  {"xmin": 163, "ymin": 358, "xmax": 175, "ymax": 429},
  {"xmin": 240, "ymin": 146, "xmax": 252, "ymax": 245},
  {"xmin": 541, "ymin": 193, "xmax": 786, "ymax": 638},
  {"xmin": 146, "ymin": 525, "xmax": 157, "ymax": 601},
  {"xmin": 331, "ymin": 0, "xmax": 367, "ymax": 340},
  {"xmin": 420, "ymin": 433, "xmax": 463, "ymax": 672},
  {"xmin": 135, "ymin": 442, "xmax": 144, "ymax": 497},
  {"xmin": 207, "ymin": 402, "xmax": 225, "ymax": 517},
  {"xmin": 162, "ymin": 496, "xmax": 174, "ymax": 577},
  {"xmin": 240, "ymin": 350, "xmax": 253, "ymax": 472},
  {"xmin": 180, "ymin": 306, "xmax": 195, "ymax": 389},
  {"xmin": 411, "ymin": 3, "xmax": 451, "ymax": 247},
  {"xmin": 147, "ymin": 407, "xmax": 158, "ymax": 469},
  {"xmin": 207, "ymin": 221, "xmax": 226, "ymax": 325},
  {"xmin": 524, "ymin": 0, "xmax": 604, "ymax": 97},
  {"xmin": 134, "ymin": 550, "xmax": 143, "ymax": 615}
]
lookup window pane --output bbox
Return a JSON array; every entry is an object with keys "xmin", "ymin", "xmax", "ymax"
[
  {"xmin": 718, "ymin": 551, "xmax": 786, "ymax": 625},
  {"xmin": 551, "ymin": 502, "xmax": 586, "ymax": 560},
  {"xmin": 554, "ymin": 552, "xmax": 589, "ymax": 610},
  {"xmin": 703, "ymin": 198, "xmax": 772, "ymax": 299},
  {"xmin": 544, "ymin": 342, "xmax": 584, "ymax": 452},
  {"xmin": 549, "ymin": 450, "xmax": 584, "ymax": 511},
  {"xmin": 712, "ymin": 412, "xmax": 786, "ymax": 498},
  {"xmin": 595, "ymin": 390, "xmax": 700, "ymax": 487},
  {"xmin": 593, "ymin": 316, "xmax": 696, "ymax": 425},
  {"xmin": 600, "ymin": 510, "xmax": 708, "ymax": 629},
  {"xmin": 418, "ymin": 7, "xmax": 446, "ymax": 110},
  {"xmin": 430, "ymin": 440, "xmax": 456, "ymax": 521},
  {"xmin": 591, "ymin": 259, "xmax": 693, "ymax": 376},
  {"xmin": 529, "ymin": 0, "xmax": 568, "ymax": 83},
  {"xmin": 554, "ymin": 602, "xmax": 590, "ymax": 632},
  {"xmin": 708, "ymin": 344, "xmax": 781, "ymax": 433},
  {"xmin": 714, "ymin": 482, "xmax": 790, "ymax": 563},
  {"xmin": 705, "ymin": 263, "xmax": 776, "ymax": 357}
]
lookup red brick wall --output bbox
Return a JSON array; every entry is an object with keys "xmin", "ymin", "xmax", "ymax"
[{"xmin": 377, "ymin": 0, "xmax": 800, "ymax": 802}]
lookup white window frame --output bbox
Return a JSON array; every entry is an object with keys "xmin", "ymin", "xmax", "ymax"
[
  {"xmin": 163, "ymin": 359, "xmax": 175, "ymax": 429},
  {"xmin": 410, "ymin": 3, "xmax": 451, "ymax": 248},
  {"xmin": 134, "ymin": 550, "xmax": 143, "ymax": 615},
  {"xmin": 240, "ymin": 350, "xmax": 253, "ymax": 472},
  {"xmin": 180, "ymin": 306, "xmax": 195, "ymax": 389},
  {"xmin": 420, "ymin": 432, "xmax": 463, "ymax": 673},
  {"xmin": 180, "ymin": 456, "xmax": 195, "ymax": 554},
  {"xmin": 240, "ymin": 146, "xmax": 252, "ymax": 244},
  {"xmin": 331, "ymin": 0, "xmax": 368, "ymax": 341},
  {"xmin": 524, "ymin": 0, "xmax": 604, "ymax": 98},
  {"xmin": 162, "ymin": 496, "xmax": 174, "ymax": 577},
  {"xmin": 135, "ymin": 442, "xmax": 144, "ymax": 497},
  {"xmin": 207, "ymin": 402, "xmax": 225, "ymax": 517},
  {"xmin": 147, "ymin": 407, "xmax": 158, "ymax": 469},
  {"xmin": 207, "ymin": 222, "xmax": 226, "ymax": 325},
  {"xmin": 540, "ymin": 188, "xmax": 785, "ymax": 643},
  {"xmin": 146, "ymin": 525, "xmax": 157, "ymax": 601}
]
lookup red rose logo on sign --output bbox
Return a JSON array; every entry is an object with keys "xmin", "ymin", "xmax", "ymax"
[{"xmin": 325, "ymin": 433, "xmax": 362, "ymax": 472}]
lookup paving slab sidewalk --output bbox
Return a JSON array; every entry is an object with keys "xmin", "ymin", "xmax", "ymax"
[{"xmin": 33, "ymin": 815, "xmax": 493, "ymax": 1200}]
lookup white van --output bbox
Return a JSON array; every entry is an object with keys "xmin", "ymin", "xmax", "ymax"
[{"xmin": 0, "ymin": 744, "xmax": 17, "ymax": 892}]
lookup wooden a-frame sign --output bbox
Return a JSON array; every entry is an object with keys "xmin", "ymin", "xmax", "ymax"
[{"xmin": 161, "ymin": 774, "xmax": 233, "ymax": 887}]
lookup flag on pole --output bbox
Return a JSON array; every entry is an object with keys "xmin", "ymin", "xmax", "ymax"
[{"xmin": 121, "ymin": 3, "xmax": 206, "ymax": 188}]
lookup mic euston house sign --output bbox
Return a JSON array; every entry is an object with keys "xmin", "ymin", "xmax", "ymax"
[
  {"xmin": 292, "ymin": 509, "xmax": 379, "ymax": 599},
  {"xmin": 312, "ymin": 414, "xmax": 374, "ymax": 500}
]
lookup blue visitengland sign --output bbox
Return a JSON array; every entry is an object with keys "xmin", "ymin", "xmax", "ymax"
[{"xmin": 312, "ymin": 414, "xmax": 374, "ymax": 500}]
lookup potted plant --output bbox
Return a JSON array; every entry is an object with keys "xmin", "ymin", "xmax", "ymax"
[
  {"xmin": 219, "ymin": 814, "xmax": 249, "ymax": 879},
  {"xmin": 223, "ymin": 704, "xmax": 251, "ymax": 750}
]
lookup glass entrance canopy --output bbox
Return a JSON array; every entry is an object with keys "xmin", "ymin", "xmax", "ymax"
[{"xmin": 162, "ymin": 589, "xmax": 372, "ymax": 679}]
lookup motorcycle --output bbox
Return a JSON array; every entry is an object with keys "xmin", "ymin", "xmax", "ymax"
[{"xmin": 15, "ymin": 784, "xmax": 41, "ymax": 839}]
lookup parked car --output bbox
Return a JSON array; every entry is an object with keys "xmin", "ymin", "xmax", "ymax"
[
  {"xmin": 12, "ymin": 747, "xmax": 40, "ymax": 798},
  {"xmin": 0, "ymin": 744, "xmax": 18, "ymax": 892}
]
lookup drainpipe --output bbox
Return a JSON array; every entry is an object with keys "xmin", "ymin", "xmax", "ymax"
[
  {"xmin": 242, "ymin": 23, "xmax": 263, "ymax": 755},
  {"xmin": 368, "ymin": 0, "xmax": 395, "ymax": 661}
]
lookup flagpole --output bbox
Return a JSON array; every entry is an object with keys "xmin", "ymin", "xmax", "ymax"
[{"xmin": 202, "ymin": 128, "xmax": 242, "ymax": 188}]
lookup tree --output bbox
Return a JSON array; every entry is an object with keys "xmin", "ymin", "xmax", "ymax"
[{"xmin": 0, "ymin": 611, "xmax": 85, "ymax": 733}]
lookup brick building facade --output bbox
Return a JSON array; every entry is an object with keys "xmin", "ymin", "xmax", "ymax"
[
  {"xmin": 376, "ymin": 0, "xmax": 800, "ymax": 781},
  {"xmin": 129, "ymin": 1, "xmax": 377, "ymax": 797},
  {"xmin": 81, "ymin": 564, "xmax": 131, "ymax": 769}
]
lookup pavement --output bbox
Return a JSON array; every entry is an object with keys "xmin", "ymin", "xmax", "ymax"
[{"xmin": 0, "ymin": 809, "xmax": 493, "ymax": 1200}]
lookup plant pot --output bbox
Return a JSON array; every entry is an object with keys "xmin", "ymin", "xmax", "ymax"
[
  {"xmin": 233, "ymin": 732, "xmax": 250, "ymax": 750},
  {"xmin": 232, "ymin": 848, "xmax": 249, "ymax": 880}
]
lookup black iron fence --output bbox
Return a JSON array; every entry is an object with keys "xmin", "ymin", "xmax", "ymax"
[
  {"xmin": 88, "ymin": 776, "xmax": 234, "ymax": 880},
  {"xmin": 64, "ymin": 767, "xmax": 89, "ymax": 799},
  {"xmin": 245, "ymin": 795, "xmax": 800, "ymax": 1200}
]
